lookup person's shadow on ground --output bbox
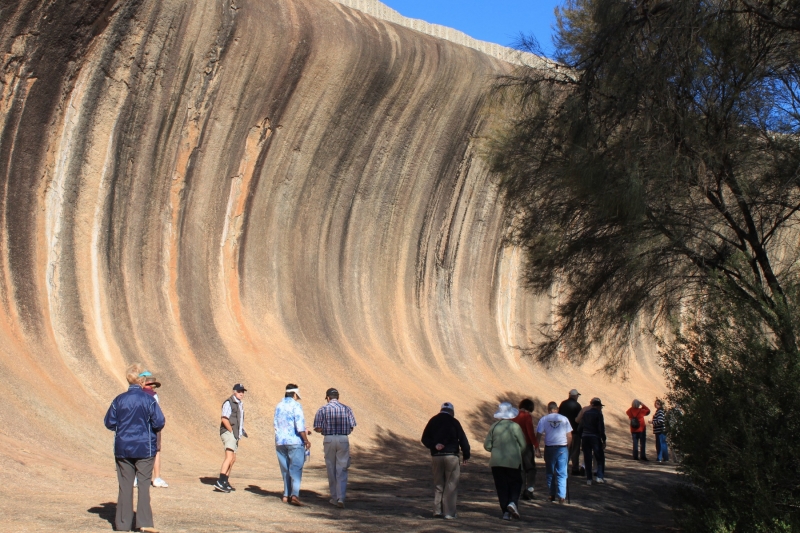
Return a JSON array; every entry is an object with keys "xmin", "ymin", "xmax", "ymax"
[{"xmin": 87, "ymin": 502, "xmax": 116, "ymax": 527}]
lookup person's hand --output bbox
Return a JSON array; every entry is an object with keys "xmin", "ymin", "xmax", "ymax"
[
  {"xmin": 304, "ymin": 440, "xmax": 311, "ymax": 450},
  {"xmin": 462, "ymin": 459, "xmax": 468, "ymax": 466},
  {"xmin": 535, "ymin": 448, "xmax": 542, "ymax": 458},
  {"xmin": 435, "ymin": 444, "xmax": 444, "ymax": 451}
]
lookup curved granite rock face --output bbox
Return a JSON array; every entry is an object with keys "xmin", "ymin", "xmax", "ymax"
[{"xmin": 0, "ymin": 0, "xmax": 663, "ymax": 465}]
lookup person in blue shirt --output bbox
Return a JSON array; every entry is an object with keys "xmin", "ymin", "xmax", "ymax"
[
  {"xmin": 104, "ymin": 364, "xmax": 165, "ymax": 533},
  {"xmin": 274, "ymin": 383, "xmax": 311, "ymax": 505}
]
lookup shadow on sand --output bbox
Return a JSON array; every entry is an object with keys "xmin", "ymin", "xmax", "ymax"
[
  {"xmin": 87, "ymin": 501, "xmax": 116, "ymax": 527},
  {"xmin": 291, "ymin": 404, "xmax": 679, "ymax": 533}
]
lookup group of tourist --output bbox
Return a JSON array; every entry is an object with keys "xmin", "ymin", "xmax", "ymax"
[
  {"xmin": 103, "ymin": 364, "xmax": 668, "ymax": 531},
  {"xmin": 420, "ymin": 390, "xmax": 607, "ymax": 521}
]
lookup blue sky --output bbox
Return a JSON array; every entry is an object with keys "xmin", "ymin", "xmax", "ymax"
[{"xmin": 379, "ymin": 0, "xmax": 562, "ymax": 56}]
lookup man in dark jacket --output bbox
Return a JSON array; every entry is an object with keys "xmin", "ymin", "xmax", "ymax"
[
  {"xmin": 421, "ymin": 402, "xmax": 470, "ymax": 519},
  {"xmin": 104, "ymin": 364, "xmax": 165, "ymax": 533},
  {"xmin": 581, "ymin": 398, "xmax": 607, "ymax": 485},
  {"xmin": 558, "ymin": 389, "xmax": 583, "ymax": 475}
]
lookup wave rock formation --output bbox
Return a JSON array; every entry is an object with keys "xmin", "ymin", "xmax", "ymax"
[{"xmin": 0, "ymin": 0, "xmax": 663, "ymax": 472}]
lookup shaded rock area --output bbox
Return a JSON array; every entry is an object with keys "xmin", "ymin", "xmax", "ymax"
[{"xmin": 0, "ymin": 0, "xmax": 671, "ymax": 530}]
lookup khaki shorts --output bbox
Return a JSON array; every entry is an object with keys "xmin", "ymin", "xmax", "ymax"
[{"xmin": 221, "ymin": 431, "xmax": 238, "ymax": 452}]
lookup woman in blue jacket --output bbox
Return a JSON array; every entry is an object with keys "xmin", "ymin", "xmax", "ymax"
[{"xmin": 104, "ymin": 364, "xmax": 165, "ymax": 533}]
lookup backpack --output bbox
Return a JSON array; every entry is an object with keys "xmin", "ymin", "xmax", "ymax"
[{"xmin": 630, "ymin": 416, "xmax": 640, "ymax": 429}]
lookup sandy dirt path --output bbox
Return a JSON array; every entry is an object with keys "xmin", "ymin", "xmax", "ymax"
[{"xmin": 2, "ymin": 433, "xmax": 679, "ymax": 533}]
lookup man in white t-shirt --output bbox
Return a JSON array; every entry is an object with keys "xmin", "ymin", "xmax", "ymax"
[{"xmin": 536, "ymin": 402, "xmax": 573, "ymax": 504}]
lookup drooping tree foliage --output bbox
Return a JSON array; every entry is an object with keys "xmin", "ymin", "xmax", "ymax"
[
  {"xmin": 490, "ymin": 0, "xmax": 800, "ymax": 529},
  {"xmin": 491, "ymin": 0, "xmax": 800, "ymax": 373}
]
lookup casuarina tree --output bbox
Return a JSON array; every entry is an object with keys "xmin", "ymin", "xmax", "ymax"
[{"xmin": 490, "ymin": 0, "xmax": 800, "ymax": 529}]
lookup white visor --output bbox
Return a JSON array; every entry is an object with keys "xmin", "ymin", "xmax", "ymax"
[{"xmin": 286, "ymin": 388, "xmax": 301, "ymax": 399}]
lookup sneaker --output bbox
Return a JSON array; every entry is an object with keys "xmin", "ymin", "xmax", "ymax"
[
  {"xmin": 579, "ymin": 466, "xmax": 586, "ymax": 476},
  {"xmin": 331, "ymin": 499, "xmax": 339, "ymax": 506},
  {"xmin": 549, "ymin": 495, "xmax": 556, "ymax": 502},
  {"xmin": 587, "ymin": 479, "xmax": 592, "ymax": 485},
  {"xmin": 596, "ymin": 478, "xmax": 605, "ymax": 484},
  {"xmin": 522, "ymin": 489, "xmax": 533, "ymax": 501},
  {"xmin": 501, "ymin": 512, "xmax": 511, "ymax": 521},
  {"xmin": 641, "ymin": 457, "xmax": 649, "ymax": 461},
  {"xmin": 444, "ymin": 515, "xmax": 455, "ymax": 520},
  {"xmin": 337, "ymin": 500, "xmax": 345, "ymax": 508},
  {"xmin": 225, "ymin": 481, "xmax": 235, "ymax": 491},
  {"xmin": 433, "ymin": 513, "xmax": 443, "ymax": 519},
  {"xmin": 152, "ymin": 477, "xmax": 168, "ymax": 488},
  {"xmin": 507, "ymin": 502, "xmax": 520, "ymax": 519},
  {"xmin": 214, "ymin": 480, "xmax": 231, "ymax": 493},
  {"xmin": 558, "ymin": 498, "xmax": 566, "ymax": 505}
]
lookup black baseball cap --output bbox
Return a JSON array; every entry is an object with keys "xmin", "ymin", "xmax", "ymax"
[
  {"xmin": 325, "ymin": 388, "xmax": 339, "ymax": 397},
  {"xmin": 591, "ymin": 398, "xmax": 604, "ymax": 407},
  {"xmin": 233, "ymin": 383, "xmax": 247, "ymax": 392}
]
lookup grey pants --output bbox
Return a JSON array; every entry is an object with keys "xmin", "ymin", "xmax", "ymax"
[
  {"xmin": 115, "ymin": 456, "xmax": 155, "ymax": 531},
  {"xmin": 323, "ymin": 435, "xmax": 351, "ymax": 502},
  {"xmin": 431, "ymin": 455, "xmax": 460, "ymax": 517}
]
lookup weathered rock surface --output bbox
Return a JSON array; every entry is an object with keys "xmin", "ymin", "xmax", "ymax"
[{"xmin": 0, "ymin": 1, "xmax": 666, "ymax": 527}]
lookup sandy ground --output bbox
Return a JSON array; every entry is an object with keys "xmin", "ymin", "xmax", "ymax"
[{"xmin": 1, "ymin": 429, "xmax": 679, "ymax": 533}]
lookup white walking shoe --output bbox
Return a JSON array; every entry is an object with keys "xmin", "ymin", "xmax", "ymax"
[
  {"xmin": 587, "ymin": 479, "xmax": 592, "ymax": 485},
  {"xmin": 507, "ymin": 501, "xmax": 520, "ymax": 519},
  {"xmin": 596, "ymin": 477, "xmax": 605, "ymax": 484},
  {"xmin": 152, "ymin": 477, "xmax": 168, "ymax": 488}
]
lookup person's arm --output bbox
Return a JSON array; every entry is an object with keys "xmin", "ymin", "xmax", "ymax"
[
  {"xmin": 456, "ymin": 421, "xmax": 470, "ymax": 464},
  {"xmin": 313, "ymin": 408, "xmax": 324, "ymax": 434},
  {"xmin": 295, "ymin": 409, "xmax": 310, "ymax": 449},
  {"xmin": 642, "ymin": 405, "xmax": 651, "ymax": 416},
  {"xmin": 151, "ymin": 401, "xmax": 166, "ymax": 431},
  {"xmin": 483, "ymin": 423, "xmax": 495, "ymax": 452},
  {"xmin": 104, "ymin": 400, "xmax": 117, "ymax": 431},
  {"xmin": 566, "ymin": 430, "xmax": 573, "ymax": 448},
  {"xmin": 221, "ymin": 400, "xmax": 233, "ymax": 432},
  {"xmin": 348, "ymin": 407, "xmax": 357, "ymax": 433}
]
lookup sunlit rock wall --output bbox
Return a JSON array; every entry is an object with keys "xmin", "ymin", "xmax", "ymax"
[{"xmin": 0, "ymin": 0, "xmax": 663, "ymax": 466}]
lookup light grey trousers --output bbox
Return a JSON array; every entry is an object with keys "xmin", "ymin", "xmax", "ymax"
[
  {"xmin": 323, "ymin": 435, "xmax": 351, "ymax": 502},
  {"xmin": 431, "ymin": 455, "xmax": 460, "ymax": 517},
  {"xmin": 115, "ymin": 456, "xmax": 155, "ymax": 531}
]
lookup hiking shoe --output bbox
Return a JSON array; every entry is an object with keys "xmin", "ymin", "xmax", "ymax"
[
  {"xmin": 214, "ymin": 480, "xmax": 231, "ymax": 493},
  {"xmin": 596, "ymin": 478, "xmax": 605, "ymax": 484},
  {"xmin": 337, "ymin": 500, "xmax": 345, "ymax": 508},
  {"xmin": 501, "ymin": 512, "xmax": 511, "ymax": 521},
  {"xmin": 586, "ymin": 479, "xmax": 592, "ymax": 485},
  {"xmin": 152, "ymin": 477, "xmax": 168, "ymax": 488},
  {"xmin": 289, "ymin": 496, "xmax": 304, "ymax": 506},
  {"xmin": 507, "ymin": 502, "xmax": 520, "ymax": 519}
]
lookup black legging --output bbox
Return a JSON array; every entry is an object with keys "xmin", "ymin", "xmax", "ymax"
[{"xmin": 491, "ymin": 466, "xmax": 523, "ymax": 512}]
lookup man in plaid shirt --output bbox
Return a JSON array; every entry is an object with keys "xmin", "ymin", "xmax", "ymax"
[{"xmin": 313, "ymin": 388, "xmax": 357, "ymax": 508}]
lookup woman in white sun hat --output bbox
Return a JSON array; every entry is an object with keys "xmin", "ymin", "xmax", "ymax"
[{"xmin": 484, "ymin": 402, "xmax": 527, "ymax": 521}]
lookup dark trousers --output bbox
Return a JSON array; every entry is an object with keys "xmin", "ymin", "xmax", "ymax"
[
  {"xmin": 569, "ymin": 434, "xmax": 582, "ymax": 471},
  {"xmin": 632, "ymin": 430, "xmax": 647, "ymax": 459},
  {"xmin": 115, "ymin": 456, "xmax": 155, "ymax": 531},
  {"xmin": 581, "ymin": 436, "xmax": 605, "ymax": 480},
  {"xmin": 521, "ymin": 444, "xmax": 537, "ymax": 490},
  {"xmin": 491, "ymin": 466, "xmax": 522, "ymax": 513}
]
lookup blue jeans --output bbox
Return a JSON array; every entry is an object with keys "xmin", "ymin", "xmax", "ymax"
[
  {"xmin": 276, "ymin": 445, "xmax": 305, "ymax": 497},
  {"xmin": 581, "ymin": 436, "xmax": 605, "ymax": 480},
  {"xmin": 632, "ymin": 430, "xmax": 647, "ymax": 459},
  {"xmin": 544, "ymin": 445, "xmax": 568, "ymax": 498},
  {"xmin": 655, "ymin": 433, "xmax": 669, "ymax": 461}
]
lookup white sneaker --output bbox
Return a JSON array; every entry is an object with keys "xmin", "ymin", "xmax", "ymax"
[
  {"xmin": 596, "ymin": 478, "xmax": 605, "ymax": 484},
  {"xmin": 501, "ymin": 512, "xmax": 511, "ymax": 521},
  {"xmin": 587, "ymin": 479, "xmax": 592, "ymax": 485},
  {"xmin": 152, "ymin": 478, "xmax": 168, "ymax": 488},
  {"xmin": 507, "ymin": 501, "xmax": 520, "ymax": 519}
]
